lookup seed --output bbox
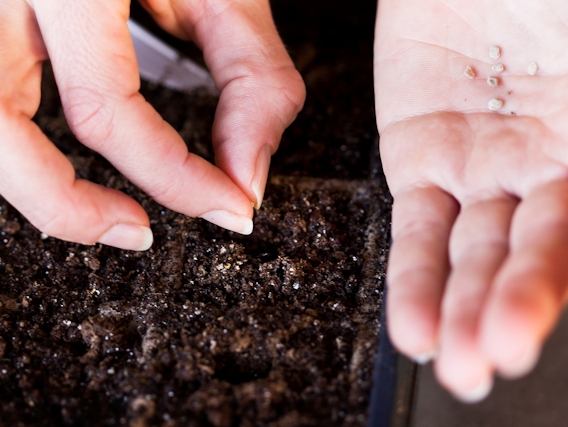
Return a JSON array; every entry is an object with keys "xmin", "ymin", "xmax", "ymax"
[
  {"xmin": 464, "ymin": 66, "xmax": 476, "ymax": 79},
  {"xmin": 487, "ymin": 76, "xmax": 499, "ymax": 87},
  {"xmin": 488, "ymin": 98, "xmax": 504, "ymax": 110},
  {"xmin": 527, "ymin": 62, "xmax": 538, "ymax": 75},
  {"xmin": 492, "ymin": 64, "xmax": 504, "ymax": 73},
  {"xmin": 489, "ymin": 46, "xmax": 501, "ymax": 59}
]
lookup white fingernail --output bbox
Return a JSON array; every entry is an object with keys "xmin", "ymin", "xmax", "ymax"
[
  {"xmin": 455, "ymin": 378, "xmax": 494, "ymax": 403},
  {"xmin": 413, "ymin": 349, "xmax": 437, "ymax": 365},
  {"xmin": 500, "ymin": 345, "xmax": 541, "ymax": 379},
  {"xmin": 97, "ymin": 224, "xmax": 153, "ymax": 251},
  {"xmin": 200, "ymin": 210, "xmax": 253, "ymax": 235},
  {"xmin": 252, "ymin": 145, "xmax": 271, "ymax": 210}
]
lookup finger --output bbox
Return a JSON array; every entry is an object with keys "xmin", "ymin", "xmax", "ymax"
[
  {"xmin": 0, "ymin": 3, "xmax": 151, "ymax": 251},
  {"xmin": 32, "ymin": 0, "xmax": 254, "ymax": 234},
  {"xmin": 435, "ymin": 198, "xmax": 516, "ymax": 402},
  {"xmin": 0, "ymin": 0, "xmax": 47, "ymax": 117},
  {"xmin": 0, "ymin": 111, "xmax": 152, "ymax": 251},
  {"xmin": 481, "ymin": 180, "xmax": 568, "ymax": 378},
  {"xmin": 136, "ymin": 0, "xmax": 189, "ymax": 41},
  {"xmin": 386, "ymin": 186, "xmax": 459, "ymax": 362},
  {"xmin": 146, "ymin": 0, "xmax": 306, "ymax": 209}
]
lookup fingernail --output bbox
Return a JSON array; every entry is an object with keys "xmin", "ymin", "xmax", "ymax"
[
  {"xmin": 499, "ymin": 344, "xmax": 541, "ymax": 379},
  {"xmin": 200, "ymin": 210, "xmax": 253, "ymax": 235},
  {"xmin": 454, "ymin": 378, "xmax": 494, "ymax": 403},
  {"xmin": 412, "ymin": 349, "xmax": 437, "ymax": 365},
  {"xmin": 251, "ymin": 145, "xmax": 271, "ymax": 210},
  {"xmin": 97, "ymin": 224, "xmax": 153, "ymax": 251}
]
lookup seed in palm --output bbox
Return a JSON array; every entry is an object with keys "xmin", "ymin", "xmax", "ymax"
[
  {"xmin": 488, "ymin": 98, "xmax": 504, "ymax": 110},
  {"xmin": 492, "ymin": 64, "xmax": 504, "ymax": 73},
  {"xmin": 486, "ymin": 76, "xmax": 499, "ymax": 87},
  {"xmin": 489, "ymin": 46, "xmax": 501, "ymax": 59}
]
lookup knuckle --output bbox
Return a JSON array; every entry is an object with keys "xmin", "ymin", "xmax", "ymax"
[
  {"xmin": 28, "ymin": 183, "xmax": 105, "ymax": 244},
  {"xmin": 145, "ymin": 154, "xmax": 210, "ymax": 211},
  {"xmin": 263, "ymin": 66, "xmax": 306, "ymax": 127},
  {"xmin": 32, "ymin": 208, "xmax": 73, "ymax": 241},
  {"xmin": 63, "ymin": 86, "xmax": 115, "ymax": 148},
  {"xmin": 145, "ymin": 170, "xmax": 186, "ymax": 209},
  {"xmin": 32, "ymin": 205, "xmax": 103, "ymax": 246},
  {"xmin": 147, "ymin": 182, "xmax": 184, "ymax": 209},
  {"xmin": 280, "ymin": 68, "xmax": 306, "ymax": 115}
]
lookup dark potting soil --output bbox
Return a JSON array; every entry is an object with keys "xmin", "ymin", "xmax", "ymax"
[{"xmin": 0, "ymin": 1, "xmax": 392, "ymax": 426}]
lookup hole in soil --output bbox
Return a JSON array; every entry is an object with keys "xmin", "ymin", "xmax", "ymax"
[
  {"xmin": 232, "ymin": 228, "xmax": 280, "ymax": 262},
  {"xmin": 213, "ymin": 353, "xmax": 272, "ymax": 385},
  {"xmin": 242, "ymin": 245, "xmax": 279, "ymax": 263}
]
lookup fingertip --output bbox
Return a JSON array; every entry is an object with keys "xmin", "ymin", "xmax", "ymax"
[
  {"xmin": 199, "ymin": 210, "xmax": 253, "ymax": 235},
  {"xmin": 97, "ymin": 223, "xmax": 154, "ymax": 251},
  {"xmin": 496, "ymin": 343, "xmax": 541, "ymax": 379},
  {"xmin": 480, "ymin": 295, "xmax": 546, "ymax": 379},
  {"xmin": 452, "ymin": 376, "xmax": 494, "ymax": 404},
  {"xmin": 387, "ymin": 300, "xmax": 439, "ymax": 362},
  {"xmin": 239, "ymin": 218, "xmax": 254, "ymax": 235},
  {"xmin": 434, "ymin": 339, "xmax": 494, "ymax": 403}
]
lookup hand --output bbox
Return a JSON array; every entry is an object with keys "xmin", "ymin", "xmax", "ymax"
[
  {"xmin": 375, "ymin": 0, "xmax": 568, "ymax": 401},
  {"xmin": 0, "ymin": 0, "xmax": 305, "ymax": 250}
]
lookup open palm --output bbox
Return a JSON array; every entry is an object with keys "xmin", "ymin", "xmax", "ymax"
[{"xmin": 375, "ymin": 0, "xmax": 568, "ymax": 401}]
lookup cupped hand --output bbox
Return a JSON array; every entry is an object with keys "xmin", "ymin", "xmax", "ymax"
[
  {"xmin": 0, "ymin": 0, "xmax": 305, "ymax": 250},
  {"xmin": 375, "ymin": 0, "xmax": 568, "ymax": 401}
]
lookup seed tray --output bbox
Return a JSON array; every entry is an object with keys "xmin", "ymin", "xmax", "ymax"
[{"xmin": 0, "ymin": 1, "xmax": 419, "ymax": 425}]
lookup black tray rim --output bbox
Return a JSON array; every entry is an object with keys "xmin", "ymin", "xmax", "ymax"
[{"xmin": 367, "ymin": 288, "xmax": 418, "ymax": 427}]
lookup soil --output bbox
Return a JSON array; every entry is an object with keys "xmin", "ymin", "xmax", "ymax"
[{"xmin": 0, "ymin": 1, "xmax": 392, "ymax": 426}]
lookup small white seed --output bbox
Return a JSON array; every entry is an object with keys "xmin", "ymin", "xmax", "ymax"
[
  {"xmin": 464, "ymin": 66, "xmax": 476, "ymax": 79},
  {"xmin": 489, "ymin": 46, "xmax": 501, "ymax": 59},
  {"xmin": 487, "ymin": 76, "xmax": 499, "ymax": 87},
  {"xmin": 488, "ymin": 98, "xmax": 504, "ymax": 111},
  {"xmin": 492, "ymin": 64, "xmax": 504, "ymax": 73},
  {"xmin": 527, "ymin": 62, "xmax": 538, "ymax": 75}
]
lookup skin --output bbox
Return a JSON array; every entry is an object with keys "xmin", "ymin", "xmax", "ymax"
[
  {"xmin": 5, "ymin": 0, "xmax": 567, "ymax": 404},
  {"xmin": 0, "ymin": 0, "xmax": 305, "ymax": 248},
  {"xmin": 375, "ymin": 0, "xmax": 568, "ymax": 401}
]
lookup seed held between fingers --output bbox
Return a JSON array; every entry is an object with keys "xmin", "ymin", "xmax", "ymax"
[
  {"xmin": 464, "ymin": 66, "xmax": 475, "ymax": 79},
  {"xmin": 487, "ymin": 76, "xmax": 499, "ymax": 87},
  {"xmin": 489, "ymin": 45, "xmax": 501, "ymax": 59},
  {"xmin": 492, "ymin": 64, "xmax": 504, "ymax": 73},
  {"xmin": 527, "ymin": 62, "xmax": 538, "ymax": 75},
  {"xmin": 488, "ymin": 98, "xmax": 504, "ymax": 111}
]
